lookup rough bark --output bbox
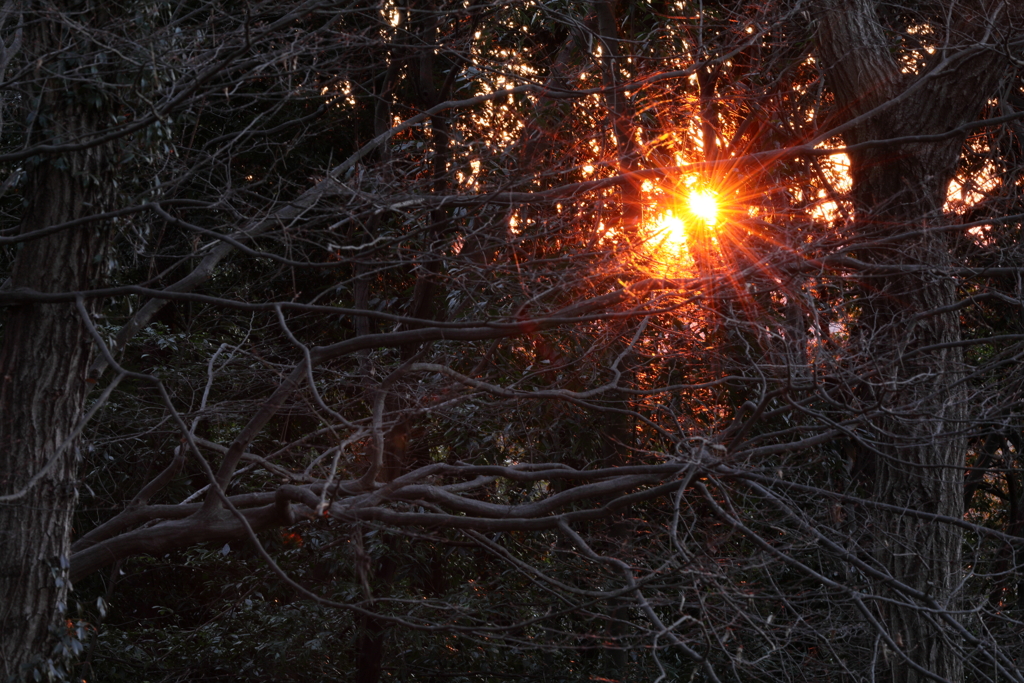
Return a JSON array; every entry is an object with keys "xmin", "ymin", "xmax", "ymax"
[
  {"xmin": 815, "ymin": 1, "xmax": 1010, "ymax": 681},
  {"xmin": 594, "ymin": 0, "xmax": 641, "ymax": 229},
  {"xmin": 0, "ymin": 4, "xmax": 113, "ymax": 679}
]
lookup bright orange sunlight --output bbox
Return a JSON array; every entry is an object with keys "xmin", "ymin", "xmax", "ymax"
[
  {"xmin": 651, "ymin": 210, "xmax": 688, "ymax": 250},
  {"xmin": 686, "ymin": 188, "xmax": 719, "ymax": 226},
  {"xmin": 641, "ymin": 180, "xmax": 728, "ymax": 277},
  {"xmin": 644, "ymin": 209, "xmax": 694, "ymax": 278}
]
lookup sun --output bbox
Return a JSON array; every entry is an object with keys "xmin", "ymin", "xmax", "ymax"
[
  {"xmin": 640, "ymin": 182, "xmax": 724, "ymax": 277},
  {"xmin": 686, "ymin": 188, "xmax": 719, "ymax": 226}
]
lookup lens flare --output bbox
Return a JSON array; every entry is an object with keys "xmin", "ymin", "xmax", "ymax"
[
  {"xmin": 651, "ymin": 210, "xmax": 687, "ymax": 250},
  {"xmin": 640, "ymin": 182, "xmax": 725, "ymax": 277},
  {"xmin": 687, "ymin": 189, "xmax": 719, "ymax": 225}
]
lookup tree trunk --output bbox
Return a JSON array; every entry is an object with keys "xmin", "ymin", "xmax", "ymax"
[
  {"xmin": 815, "ymin": 1, "xmax": 1009, "ymax": 681},
  {"xmin": 861, "ymin": 192, "xmax": 967, "ymax": 683},
  {"xmin": 0, "ymin": 4, "xmax": 112, "ymax": 678}
]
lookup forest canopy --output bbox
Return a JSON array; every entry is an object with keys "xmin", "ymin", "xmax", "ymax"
[{"xmin": 1, "ymin": 0, "xmax": 1023, "ymax": 681}]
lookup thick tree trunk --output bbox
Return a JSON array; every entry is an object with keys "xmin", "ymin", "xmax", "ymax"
[
  {"xmin": 593, "ymin": 0, "xmax": 641, "ymax": 229},
  {"xmin": 815, "ymin": 1, "xmax": 1009, "ymax": 682},
  {"xmin": 862, "ymin": 200, "xmax": 967, "ymax": 683},
  {"xmin": 0, "ymin": 5, "xmax": 112, "ymax": 678}
]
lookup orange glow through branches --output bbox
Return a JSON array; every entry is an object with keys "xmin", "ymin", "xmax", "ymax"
[{"xmin": 687, "ymin": 188, "xmax": 719, "ymax": 226}]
